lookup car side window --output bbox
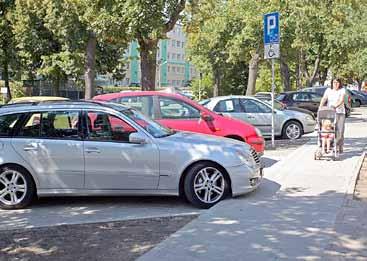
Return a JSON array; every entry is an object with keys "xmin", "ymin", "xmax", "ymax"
[
  {"xmin": 0, "ymin": 113, "xmax": 22, "ymax": 137},
  {"xmin": 293, "ymin": 93, "xmax": 310, "ymax": 102},
  {"xmin": 18, "ymin": 113, "xmax": 42, "ymax": 137},
  {"xmin": 17, "ymin": 111, "xmax": 81, "ymax": 139},
  {"xmin": 41, "ymin": 111, "xmax": 80, "ymax": 139},
  {"xmin": 118, "ymin": 96, "xmax": 154, "ymax": 118},
  {"xmin": 214, "ymin": 99, "xmax": 237, "ymax": 113},
  {"xmin": 159, "ymin": 97, "xmax": 200, "ymax": 119},
  {"xmin": 86, "ymin": 111, "xmax": 137, "ymax": 142},
  {"xmin": 240, "ymin": 99, "xmax": 271, "ymax": 113},
  {"xmin": 310, "ymin": 93, "xmax": 322, "ymax": 102}
]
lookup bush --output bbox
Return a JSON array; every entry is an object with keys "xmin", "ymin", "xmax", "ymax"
[{"xmin": 190, "ymin": 74, "xmax": 213, "ymax": 101}]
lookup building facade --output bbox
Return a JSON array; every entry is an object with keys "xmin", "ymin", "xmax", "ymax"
[{"xmin": 123, "ymin": 24, "xmax": 198, "ymax": 88}]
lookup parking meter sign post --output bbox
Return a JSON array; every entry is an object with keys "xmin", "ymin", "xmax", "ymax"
[{"xmin": 264, "ymin": 12, "xmax": 280, "ymax": 149}]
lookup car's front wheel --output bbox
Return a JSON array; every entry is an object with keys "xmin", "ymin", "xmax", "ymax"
[
  {"xmin": 282, "ymin": 120, "xmax": 303, "ymax": 140},
  {"xmin": 184, "ymin": 163, "xmax": 229, "ymax": 209},
  {"xmin": 0, "ymin": 166, "xmax": 35, "ymax": 210}
]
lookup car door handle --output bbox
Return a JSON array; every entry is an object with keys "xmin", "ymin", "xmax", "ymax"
[
  {"xmin": 23, "ymin": 143, "xmax": 38, "ymax": 151},
  {"xmin": 247, "ymin": 116, "xmax": 255, "ymax": 119},
  {"xmin": 85, "ymin": 148, "xmax": 101, "ymax": 154}
]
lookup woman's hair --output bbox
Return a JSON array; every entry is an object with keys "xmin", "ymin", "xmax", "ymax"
[{"xmin": 333, "ymin": 78, "xmax": 343, "ymax": 88}]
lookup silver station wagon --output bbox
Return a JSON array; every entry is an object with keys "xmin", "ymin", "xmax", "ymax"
[{"xmin": 0, "ymin": 101, "xmax": 262, "ymax": 209}]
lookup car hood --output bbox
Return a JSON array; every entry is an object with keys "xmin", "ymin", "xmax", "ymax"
[
  {"xmin": 163, "ymin": 131, "xmax": 251, "ymax": 150},
  {"xmin": 280, "ymin": 109, "xmax": 314, "ymax": 119}
]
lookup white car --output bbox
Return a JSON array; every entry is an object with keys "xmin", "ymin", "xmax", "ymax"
[{"xmin": 203, "ymin": 96, "xmax": 316, "ymax": 139}]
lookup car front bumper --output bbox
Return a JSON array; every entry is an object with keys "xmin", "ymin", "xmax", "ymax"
[
  {"xmin": 304, "ymin": 121, "xmax": 317, "ymax": 134},
  {"xmin": 226, "ymin": 163, "xmax": 263, "ymax": 197}
]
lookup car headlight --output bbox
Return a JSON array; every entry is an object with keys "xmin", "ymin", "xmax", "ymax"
[
  {"xmin": 305, "ymin": 115, "xmax": 314, "ymax": 121},
  {"xmin": 254, "ymin": 127, "xmax": 263, "ymax": 137},
  {"xmin": 235, "ymin": 149, "xmax": 255, "ymax": 167}
]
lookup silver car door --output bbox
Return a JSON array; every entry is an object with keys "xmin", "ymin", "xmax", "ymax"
[
  {"xmin": 83, "ymin": 110, "xmax": 159, "ymax": 190},
  {"xmin": 239, "ymin": 99, "xmax": 272, "ymax": 136},
  {"xmin": 11, "ymin": 110, "xmax": 84, "ymax": 189}
]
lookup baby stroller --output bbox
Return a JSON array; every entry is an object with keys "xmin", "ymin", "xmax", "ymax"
[{"xmin": 314, "ymin": 106, "xmax": 338, "ymax": 161}]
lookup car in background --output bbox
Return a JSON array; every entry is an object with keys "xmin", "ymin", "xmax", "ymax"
[
  {"xmin": 349, "ymin": 89, "xmax": 367, "ymax": 107},
  {"xmin": 276, "ymin": 91, "xmax": 322, "ymax": 115},
  {"xmin": 254, "ymin": 92, "xmax": 277, "ymax": 101},
  {"xmin": 202, "ymin": 96, "xmax": 316, "ymax": 140},
  {"xmin": 0, "ymin": 101, "xmax": 262, "ymax": 209},
  {"xmin": 301, "ymin": 86, "xmax": 352, "ymax": 115},
  {"xmin": 8, "ymin": 96, "xmax": 70, "ymax": 104},
  {"xmin": 255, "ymin": 96, "xmax": 315, "ymax": 118},
  {"xmin": 93, "ymin": 92, "xmax": 265, "ymax": 155}
]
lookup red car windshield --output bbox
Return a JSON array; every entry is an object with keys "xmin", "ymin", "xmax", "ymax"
[{"xmin": 121, "ymin": 108, "xmax": 175, "ymax": 138}]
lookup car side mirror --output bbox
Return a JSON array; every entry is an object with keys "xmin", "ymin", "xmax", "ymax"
[
  {"xmin": 129, "ymin": 132, "xmax": 147, "ymax": 144},
  {"xmin": 201, "ymin": 112, "xmax": 214, "ymax": 122}
]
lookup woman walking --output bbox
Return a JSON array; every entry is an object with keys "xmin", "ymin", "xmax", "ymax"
[{"xmin": 319, "ymin": 78, "xmax": 346, "ymax": 153}]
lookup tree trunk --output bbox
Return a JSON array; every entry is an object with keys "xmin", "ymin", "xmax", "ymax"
[
  {"xmin": 213, "ymin": 68, "xmax": 220, "ymax": 97},
  {"xmin": 53, "ymin": 74, "xmax": 61, "ymax": 97},
  {"xmin": 280, "ymin": 58, "xmax": 291, "ymax": 92},
  {"xmin": 84, "ymin": 32, "xmax": 97, "ymax": 99},
  {"xmin": 246, "ymin": 48, "xmax": 261, "ymax": 96},
  {"xmin": 139, "ymin": 39, "xmax": 158, "ymax": 91},
  {"xmin": 357, "ymin": 79, "xmax": 362, "ymax": 91},
  {"xmin": 319, "ymin": 68, "xmax": 328, "ymax": 86},
  {"xmin": 2, "ymin": 53, "xmax": 12, "ymax": 102}
]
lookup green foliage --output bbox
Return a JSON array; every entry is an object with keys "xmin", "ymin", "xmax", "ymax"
[
  {"xmin": 190, "ymin": 74, "xmax": 213, "ymax": 100},
  {"xmin": 256, "ymin": 62, "xmax": 283, "ymax": 93},
  {"xmin": 0, "ymin": 80, "xmax": 25, "ymax": 98}
]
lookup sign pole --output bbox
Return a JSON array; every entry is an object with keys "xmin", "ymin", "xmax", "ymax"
[
  {"xmin": 271, "ymin": 59, "xmax": 275, "ymax": 148},
  {"xmin": 264, "ymin": 11, "xmax": 280, "ymax": 150}
]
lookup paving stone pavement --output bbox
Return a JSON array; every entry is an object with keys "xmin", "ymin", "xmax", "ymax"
[{"xmin": 139, "ymin": 108, "xmax": 367, "ymax": 261}]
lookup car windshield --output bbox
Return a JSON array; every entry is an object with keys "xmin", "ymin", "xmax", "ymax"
[
  {"xmin": 121, "ymin": 108, "xmax": 175, "ymax": 138},
  {"xmin": 199, "ymin": 99, "xmax": 211, "ymax": 106},
  {"xmin": 276, "ymin": 94, "xmax": 286, "ymax": 101},
  {"xmin": 264, "ymin": 101, "xmax": 284, "ymax": 110}
]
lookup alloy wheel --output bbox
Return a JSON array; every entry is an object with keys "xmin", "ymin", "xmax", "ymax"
[
  {"xmin": 0, "ymin": 170, "xmax": 27, "ymax": 206},
  {"xmin": 286, "ymin": 124, "xmax": 301, "ymax": 139},
  {"xmin": 193, "ymin": 167, "xmax": 225, "ymax": 204}
]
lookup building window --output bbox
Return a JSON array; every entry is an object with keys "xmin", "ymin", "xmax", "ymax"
[
  {"xmin": 172, "ymin": 40, "xmax": 175, "ymax": 47},
  {"xmin": 167, "ymin": 53, "xmax": 170, "ymax": 59},
  {"xmin": 177, "ymin": 54, "xmax": 181, "ymax": 60},
  {"xmin": 172, "ymin": 67, "xmax": 176, "ymax": 73},
  {"xmin": 168, "ymin": 66, "xmax": 170, "ymax": 72},
  {"xmin": 172, "ymin": 53, "xmax": 176, "ymax": 60},
  {"xmin": 181, "ymin": 42, "xmax": 185, "ymax": 48}
]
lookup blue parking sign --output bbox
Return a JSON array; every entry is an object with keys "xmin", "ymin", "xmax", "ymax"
[{"xmin": 264, "ymin": 12, "xmax": 280, "ymax": 44}]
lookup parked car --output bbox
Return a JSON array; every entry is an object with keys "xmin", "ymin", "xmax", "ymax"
[
  {"xmin": 0, "ymin": 100, "xmax": 262, "ymax": 209},
  {"xmin": 8, "ymin": 96, "xmax": 70, "ymax": 104},
  {"xmin": 94, "ymin": 92, "xmax": 265, "ymax": 155},
  {"xmin": 255, "ymin": 96, "xmax": 315, "ymax": 118},
  {"xmin": 349, "ymin": 89, "xmax": 367, "ymax": 107},
  {"xmin": 202, "ymin": 96, "xmax": 316, "ymax": 140},
  {"xmin": 276, "ymin": 91, "xmax": 323, "ymax": 115},
  {"xmin": 254, "ymin": 92, "xmax": 277, "ymax": 101},
  {"xmin": 301, "ymin": 86, "xmax": 352, "ymax": 115}
]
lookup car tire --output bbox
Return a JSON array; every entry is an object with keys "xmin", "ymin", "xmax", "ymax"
[
  {"xmin": 184, "ymin": 162, "xmax": 229, "ymax": 209},
  {"xmin": 354, "ymin": 100, "xmax": 361, "ymax": 107},
  {"xmin": 282, "ymin": 121, "xmax": 303, "ymax": 140},
  {"xmin": 0, "ymin": 166, "xmax": 36, "ymax": 210}
]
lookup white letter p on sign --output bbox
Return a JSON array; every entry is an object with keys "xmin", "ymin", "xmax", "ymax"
[{"xmin": 267, "ymin": 15, "xmax": 276, "ymax": 35}]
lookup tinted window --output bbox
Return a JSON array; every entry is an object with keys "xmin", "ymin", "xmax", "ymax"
[
  {"xmin": 214, "ymin": 99, "xmax": 237, "ymax": 112},
  {"xmin": 41, "ymin": 111, "xmax": 80, "ymax": 139},
  {"xmin": 18, "ymin": 113, "xmax": 41, "ymax": 137},
  {"xmin": 0, "ymin": 114, "xmax": 22, "ymax": 137},
  {"xmin": 293, "ymin": 93, "xmax": 310, "ymax": 102},
  {"xmin": 159, "ymin": 97, "xmax": 200, "ymax": 119},
  {"xmin": 276, "ymin": 94, "xmax": 287, "ymax": 101},
  {"xmin": 86, "ymin": 111, "xmax": 136, "ymax": 142},
  {"xmin": 310, "ymin": 93, "xmax": 322, "ymax": 102},
  {"xmin": 240, "ymin": 99, "xmax": 271, "ymax": 113},
  {"xmin": 118, "ymin": 96, "xmax": 153, "ymax": 118},
  {"xmin": 18, "ymin": 111, "xmax": 81, "ymax": 139}
]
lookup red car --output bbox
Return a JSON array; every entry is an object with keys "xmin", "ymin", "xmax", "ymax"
[{"xmin": 93, "ymin": 91, "xmax": 265, "ymax": 155}]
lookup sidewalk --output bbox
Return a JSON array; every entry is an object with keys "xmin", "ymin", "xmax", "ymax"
[{"xmin": 139, "ymin": 108, "xmax": 367, "ymax": 261}]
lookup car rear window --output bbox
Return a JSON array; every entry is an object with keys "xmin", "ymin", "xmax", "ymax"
[
  {"xmin": 276, "ymin": 94, "xmax": 286, "ymax": 101},
  {"xmin": 0, "ymin": 113, "xmax": 23, "ymax": 137}
]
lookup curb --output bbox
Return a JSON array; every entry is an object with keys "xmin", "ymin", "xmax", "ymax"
[{"xmin": 345, "ymin": 150, "xmax": 366, "ymax": 201}]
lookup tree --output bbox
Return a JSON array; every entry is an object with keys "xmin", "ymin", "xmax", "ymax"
[
  {"xmin": 123, "ymin": 0, "xmax": 187, "ymax": 91},
  {"xmin": 0, "ymin": 0, "xmax": 16, "ymax": 101}
]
